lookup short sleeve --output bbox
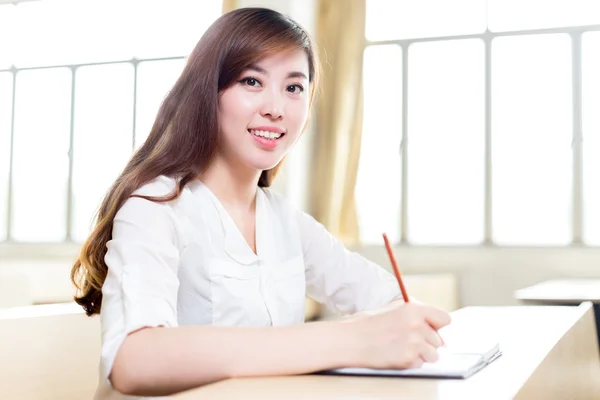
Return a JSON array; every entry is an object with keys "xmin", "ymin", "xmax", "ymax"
[
  {"xmin": 99, "ymin": 194, "xmax": 181, "ymax": 382},
  {"xmin": 296, "ymin": 210, "xmax": 401, "ymax": 315}
]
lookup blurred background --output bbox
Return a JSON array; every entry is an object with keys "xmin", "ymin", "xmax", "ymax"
[{"xmin": 0, "ymin": 0, "xmax": 600, "ymax": 396}]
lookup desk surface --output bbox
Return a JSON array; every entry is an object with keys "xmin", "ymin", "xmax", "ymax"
[
  {"xmin": 174, "ymin": 303, "xmax": 600, "ymax": 400},
  {"xmin": 515, "ymin": 279, "xmax": 600, "ymax": 303},
  {"xmin": 0, "ymin": 303, "xmax": 100, "ymax": 400}
]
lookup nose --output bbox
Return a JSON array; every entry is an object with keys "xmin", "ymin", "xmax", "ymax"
[{"xmin": 260, "ymin": 90, "xmax": 284, "ymax": 120}]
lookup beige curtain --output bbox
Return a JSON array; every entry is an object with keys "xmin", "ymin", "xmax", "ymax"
[
  {"xmin": 312, "ymin": 0, "xmax": 366, "ymax": 246},
  {"xmin": 222, "ymin": 0, "xmax": 237, "ymax": 13}
]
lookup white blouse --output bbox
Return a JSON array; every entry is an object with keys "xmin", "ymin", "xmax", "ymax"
[{"xmin": 94, "ymin": 176, "xmax": 400, "ymax": 399}]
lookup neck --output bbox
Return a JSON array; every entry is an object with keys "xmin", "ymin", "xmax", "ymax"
[{"xmin": 200, "ymin": 154, "xmax": 262, "ymax": 210}]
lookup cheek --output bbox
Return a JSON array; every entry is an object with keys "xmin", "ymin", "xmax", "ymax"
[
  {"xmin": 289, "ymin": 101, "xmax": 310, "ymax": 131},
  {"xmin": 220, "ymin": 92, "xmax": 256, "ymax": 127},
  {"xmin": 234, "ymin": 95, "xmax": 258, "ymax": 117}
]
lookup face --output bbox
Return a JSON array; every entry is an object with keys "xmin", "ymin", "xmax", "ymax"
[{"xmin": 217, "ymin": 49, "xmax": 310, "ymax": 173}]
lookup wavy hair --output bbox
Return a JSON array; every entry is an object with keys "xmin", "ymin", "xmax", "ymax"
[{"xmin": 71, "ymin": 7, "xmax": 320, "ymax": 316}]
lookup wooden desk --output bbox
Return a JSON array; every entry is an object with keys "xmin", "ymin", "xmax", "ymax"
[
  {"xmin": 0, "ymin": 303, "xmax": 100, "ymax": 400},
  {"xmin": 174, "ymin": 303, "xmax": 600, "ymax": 400},
  {"xmin": 515, "ymin": 279, "xmax": 600, "ymax": 348},
  {"xmin": 515, "ymin": 279, "xmax": 600, "ymax": 304}
]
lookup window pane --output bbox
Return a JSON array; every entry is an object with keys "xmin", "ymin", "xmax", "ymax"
[
  {"xmin": 492, "ymin": 34, "xmax": 572, "ymax": 245},
  {"xmin": 488, "ymin": 0, "xmax": 600, "ymax": 32},
  {"xmin": 366, "ymin": 0, "xmax": 486, "ymax": 41},
  {"xmin": 12, "ymin": 68, "xmax": 72, "ymax": 242},
  {"xmin": 407, "ymin": 40, "xmax": 484, "ymax": 244},
  {"xmin": 72, "ymin": 64, "xmax": 134, "ymax": 242},
  {"xmin": 135, "ymin": 59, "xmax": 185, "ymax": 148},
  {"xmin": 6, "ymin": 0, "xmax": 129, "ymax": 68},
  {"xmin": 0, "ymin": 72, "xmax": 13, "ymax": 241},
  {"xmin": 356, "ymin": 45, "xmax": 402, "ymax": 245},
  {"xmin": 0, "ymin": 4, "xmax": 17, "ymax": 69},
  {"xmin": 583, "ymin": 32, "xmax": 600, "ymax": 245},
  {"xmin": 125, "ymin": 0, "xmax": 222, "ymax": 60},
  {"xmin": 6, "ymin": 0, "xmax": 221, "ymax": 68}
]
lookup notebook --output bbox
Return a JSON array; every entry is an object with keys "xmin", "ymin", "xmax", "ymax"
[{"xmin": 320, "ymin": 340, "xmax": 501, "ymax": 379}]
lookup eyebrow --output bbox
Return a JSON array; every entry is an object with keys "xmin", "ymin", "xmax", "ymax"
[{"xmin": 246, "ymin": 64, "xmax": 308, "ymax": 80}]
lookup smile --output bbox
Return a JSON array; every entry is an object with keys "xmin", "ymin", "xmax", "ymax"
[{"xmin": 248, "ymin": 129, "xmax": 284, "ymax": 140}]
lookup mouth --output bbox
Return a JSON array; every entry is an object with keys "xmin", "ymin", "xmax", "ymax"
[{"xmin": 248, "ymin": 129, "xmax": 285, "ymax": 141}]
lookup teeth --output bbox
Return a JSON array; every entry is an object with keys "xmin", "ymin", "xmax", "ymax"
[{"xmin": 249, "ymin": 129, "xmax": 282, "ymax": 139}]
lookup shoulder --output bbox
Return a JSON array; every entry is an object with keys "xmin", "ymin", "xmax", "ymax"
[
  {"xmin": 112, "ymin": 176, "xmax": 182, "ymax": 244},
  {"xmin": 116, "ymin": 176, "xmax": 179, "ymax": 224},
  {"xmin": 132, "ymin": 175, "xmax": 178, "ymax": 198}
]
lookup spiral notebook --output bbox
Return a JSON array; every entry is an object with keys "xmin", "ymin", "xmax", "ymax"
[{"xmin": 321, "ymin": 340, "xmax": 501, "ymax": 379}]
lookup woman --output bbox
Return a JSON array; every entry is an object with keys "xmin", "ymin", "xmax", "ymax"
[{"xmin": 71, "ymin": 7, "xmax": 450, "ymax": 399}]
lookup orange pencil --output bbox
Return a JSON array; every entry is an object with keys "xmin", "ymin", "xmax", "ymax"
[
  {"xmin": 383, "ymin": 232, "xmax": 445, "ymax": 346},
  {"xmin": 382, "ymin": 233, "xmax": 410, "ymax": 303}
]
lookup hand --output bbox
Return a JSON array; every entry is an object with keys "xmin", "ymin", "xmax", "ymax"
[{"xmin": 346, "ymin": 302, "xmax": 451, "ymax": 369}]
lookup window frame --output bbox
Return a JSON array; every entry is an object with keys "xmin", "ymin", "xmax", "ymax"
[
  {"xmin": 361, "ymin": 23, "xmax": 600, "ymax": 247},
  {"xmin": 0, "ymin": 55, "xmax": 186, "ymax": 247}
]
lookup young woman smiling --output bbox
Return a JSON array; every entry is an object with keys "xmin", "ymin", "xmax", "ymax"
[{"xmin": 71, "ymin": 7, "xmax": 450, "ymax": 399}]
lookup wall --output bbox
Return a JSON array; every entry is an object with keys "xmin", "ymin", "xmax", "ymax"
[
  {"xmin": 357, "ymin": 245, "xmax": 600, "ymax": 306},
  {"xmin": 4, "ymin": 242, "xmax": 600, "ymax": 309}
]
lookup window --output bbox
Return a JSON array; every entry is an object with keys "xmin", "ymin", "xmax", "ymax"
[
  {"xmin": 12, "ymin": 68, "xmax": 72, "ymax": 242},
  {"xmin": 583, "ymin": 32, "xmax": 600, "ymax": 245},
  {"xmin": 135, "ymin": 60, "xmax": 187, "ymax": 149},
  {"xmin": 0, "ymin": 73, "xmax": 12, "ymax": 242},
  {"xmin": 72, "ymin": 64, "xmax": 135, "ymax": 243},
  {"xmin": 407, "ymin": 39, "xmax": 484, "ymax": 245},
  {"xmin": 358, "ymin": 0, "xmax": 600, "ymax": 246},
  {"xmin": 0, "ymin": 0, "xmax": 221, "ymax": 243},
  {"xmin": 365, "ymin": 0, "xmax": 486, "ymax": 41},
  {"xmin": 488, "ymin": 0, "xmax": 600, "ymax": 32},
  {"xmin": 492, "ymin": 34, "xmax": 572, "ymax": 245},
  {"xmin": 356, "ymin": 45, "xmax": 403, "ymax": 244}
]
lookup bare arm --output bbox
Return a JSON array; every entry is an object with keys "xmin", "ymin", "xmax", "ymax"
[
  {"xmin": 111, "ymin": 319, "xmax": 357, "ymax": 397},
  {"xmin": 111, "ymin": 302, "xmax": 451, "ymax": 397}
]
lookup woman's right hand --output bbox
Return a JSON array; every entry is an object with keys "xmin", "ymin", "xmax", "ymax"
[{"xmin": 345, "ymin": 301, "xmax": 452, "ymax": 370}]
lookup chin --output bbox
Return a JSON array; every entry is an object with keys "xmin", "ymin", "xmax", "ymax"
[
  {"xmin": 248, "ymin": 157, "xmax": 284, "ymax": 172},
  {"xmin": 255, "ymin": 162, "xmax": 281, "ymax": 172}
]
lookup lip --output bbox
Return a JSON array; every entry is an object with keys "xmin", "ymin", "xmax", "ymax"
[
  {"xmin": 247, "ymin": 126, "xmax": 286, "ymax": 150},
  {"xmin": 249, "ymin": 131, "xmax": 281, "ymax": 150},
  {"xmin": 248, "ymin": 126, "xmax": 286, "ymax": 134}
]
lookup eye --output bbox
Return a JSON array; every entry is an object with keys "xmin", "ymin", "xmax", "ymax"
[
  {"xmin": 239, "ymin": 77, "xmax": 262, "ymax": 87},
  {"xmin": 286, "ymin": 84, "xmax": 304, "ymax": 94}
]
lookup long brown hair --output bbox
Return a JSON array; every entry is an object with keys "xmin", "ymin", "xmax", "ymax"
[{"xmin": 71, "ymin": 7, "xmax": 320, "ymax": 316}]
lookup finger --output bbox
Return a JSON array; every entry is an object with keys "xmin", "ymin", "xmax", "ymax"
[
  {"xmin": 406, "ymin": 357, "xmax": 424, "ymax": 369},
  {"xmin": 420, "ymin": 324, "xmax": 443, "ymax": 348},
  {"xmin": 419, "ymin": 342, "xmax": 440, "ymax": 363},
  {"xmin": 423, "ymin": 307, "xmax": 452, "ymax": 330}
]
